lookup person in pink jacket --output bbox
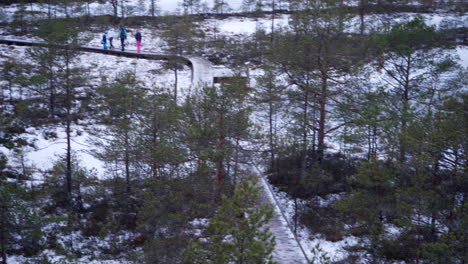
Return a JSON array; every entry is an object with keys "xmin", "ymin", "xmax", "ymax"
[{"xmin": 135, "ymin": 29, "xmax": 142, "ymax": 53}]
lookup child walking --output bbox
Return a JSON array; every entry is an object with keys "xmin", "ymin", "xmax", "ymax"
[
  {"xmin": 135, "ymin": 29, "xmax": 142, "ymax": 53},
  {"xmin": 101, "ymin": 32, "xmax": 108, "ymax": 50}
]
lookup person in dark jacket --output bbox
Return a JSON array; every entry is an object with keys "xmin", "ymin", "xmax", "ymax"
[
  {"xmin": 101, "ymin": 32, "xmax": 108, "ymax": 50},
  {"xmin": 118, "ymin": 25, "xmax": 127, "ymax": 51},
  {"xmin": 135, "ymin": 29, "xmax": 142, "ymax": 53}
]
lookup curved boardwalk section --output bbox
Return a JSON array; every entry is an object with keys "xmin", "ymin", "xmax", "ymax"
[
  {"xmin": 1, "ymin": 37, "xmax": 309, "ymax": 263},
  {"xmin": 0, "ymin": 38, "xmax": 216, "ymax": 89}
]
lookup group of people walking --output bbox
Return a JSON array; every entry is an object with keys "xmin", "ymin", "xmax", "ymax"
[{"xmin": 101, "ymin": 26, "xmax": 142, "ymax": 53}]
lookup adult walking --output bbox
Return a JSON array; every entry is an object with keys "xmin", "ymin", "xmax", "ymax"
[
  {"xmin": 135, "ymin": 29, "xmax": 142, "ymax": 53},
  {"xmin": 118, "ymin": 25, "xmax": 127, "ymax": 51},
  {"xmin": 107, "ymin": 26, "xmax": 115, "ymax": 49}
]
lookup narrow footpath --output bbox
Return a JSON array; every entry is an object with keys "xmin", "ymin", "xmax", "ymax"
[
  {"xmin": 0, "ymin": 38, "xmax": 219, "ymax": 88},
  {"xmin": 258, "ymin": 173, "xmax": 310, "ymax": 264}
]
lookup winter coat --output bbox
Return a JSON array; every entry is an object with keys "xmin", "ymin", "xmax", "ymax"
[
  {"xmin": 101, "ymin": 34, "xmax": 107, "ymax": 44},
  {"xmin": 135, "ymin": 32, "xmax": 142, "ymax": 41},
  {"xmin": 107, "ymin": 29, "xmax": 115, "ymax": 39},
  {"xmin": 118, "ymin": 27, "xmax": 127, "ymax": 39}
]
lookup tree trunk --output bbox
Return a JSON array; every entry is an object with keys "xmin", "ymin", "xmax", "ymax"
[
  {"xmin": 216, "ymin": 106, "xmax": 226, "ymax": 196},
  {"xmin": 0, "ymin": 204, "xmax": 6, "ymax": 264},
  {"xmin": 270, "ymin": 0, "xmax": 275, "ymax": 43},
  {"xmin": 367, "ymin": 125, "xmax": 372, "ymax": 160},
  {"xmin": 399, "ymin": 56, "xmax": 411, "ymax": 163},
  {"xmin": 150, "ymin": 0, "xmax": 155, "ymax": 17},
  {"xmin": 268, "ymin": 79, "xmax": 276, "ymax": 166},
  {"xmin": 65, "ymin": 50, "xmax": 72, "ymax": 203},
  {"xmin": 120, "ymin": 0, "xmax": 125, "ymax": 18},
  {"xmin": 293, "ymin": 197, "xmax": 298, "ymax": 234},
  {"xmin": 174, "ymin": 65, "xmax": 178, "ymax": 101},
  {"xmin": 233, "ymin": 137, "xmax": 240, "ymax": 184},
  {"xmin": 317, "ymin": 76, "xmax": 327, "ymax": 161},
  {"xmin": 48, "ymin": 73, "xmax": 56, "ymax": 117},
  {"xmin": 111, "ymin": 0, "xmax": 118, "ymax": 18},
  {"xmin": 359, "ymin": 0, "xmax": 366, "ymax": 35},
  {"xmin": 151, "ymin": 117, "xmax": 158, "ymax": 178},
  {"xmin": 86, "ymin": 1, "xmax": 91, "ymax": 16},
  {"xmin": 124, "ymin": 133, "xmax": 131, "ymax": 194},
  {"xmin": 300, "ymin": 82, "xmax": 309, "ymax": 182}
]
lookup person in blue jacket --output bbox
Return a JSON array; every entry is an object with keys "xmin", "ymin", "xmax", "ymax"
[
  {"xmin": 101, "ymin": 32, "xmax": 108, "ymax": 50},
  {"xmin": 118, "ymin": 25, "xmax": 127, "ymax": 51}
]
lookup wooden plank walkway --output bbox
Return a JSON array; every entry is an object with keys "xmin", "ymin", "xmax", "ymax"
[
  {"xmin": 257, "ymin": 172, "xmax": 310, "ymax": 264},
  {"xmin": 0, "ymin": 38, "xmax": 216, "ymax": 88}
]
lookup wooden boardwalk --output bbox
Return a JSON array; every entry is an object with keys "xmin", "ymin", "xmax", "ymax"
[
  {"xmin": 0, "ymin": 38, "xmax": 219, "ymax": 88},
  {"xmin": 258, "ymin": 174, "xmax": 310, "ymax": 264},
  {"xmin": 1, "ymin": 37, "xmax": 308, "ymax": 263}
]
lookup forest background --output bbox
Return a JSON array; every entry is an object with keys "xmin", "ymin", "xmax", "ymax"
[{"xmin": 0, "ymin": 0, "xmax": 467, "ymax": 263}]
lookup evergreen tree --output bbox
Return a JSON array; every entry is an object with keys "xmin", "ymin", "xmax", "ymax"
[
  {"xmin": 182, "ymin": 0, "xmax": 201, "ymax": 14},
  {"xmin": 241, "ymin": 0, "xmax": 257, "ymax": 12},
  {"xmin": 183, "ymin": 79, "xmax": 252, "ymax": 197},
  {"xmin": 134, "ymin": 88, "xmax": 185, "ymax": 179},
  {"xmin": 138, "ymin": 171, "xmax": 215, "ymax": 263},
  {"xmin": 149, "ymin": 0, "xmax": 159, "ymax": 16},
  {"xmin": 373, "ymin": 16, "xmax": 455, "ymax": 162},
  {"xmin": 21, "ymin": 18, "xmax": 90, "ymax": 208},
  {"xmin": 161, "ymin": 16, "xmax": 204, "ymax": 101},
  {"xmin": 184, "ymin": 177, "xmax": 276, "ymax": 264},
  {"xmin": 212, "ymin": 0, "xmax": 230, "ymax": 14},
  {"xmin": 335, "ymin": 161, "xmax": 400, "ymax": 261},
  {"xmin": 254, "ymin": 65, "xmax": 285, "ymax": 169},
  {"xmin": 338, "ymin": 84, "xmax": 386, "ymax": 160},
  {"xmin": 0, "ymin": 155, "xmax": 44, "ymax": 264},
  {"xmin": 273, "ymin": 0, "xmax": 361, "ymax": 163},
  {"xmin": 92, "ymin": 71, "xmax": 144, "ymax": 195},
  {"xmin": 398, "ymin": 91, "xmax": 467, "ymax": 263},
  {"xmin": 110, "ymin": 0, "xmax": 119, "ymax": 17}
]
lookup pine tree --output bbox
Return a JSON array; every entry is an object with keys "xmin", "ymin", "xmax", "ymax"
[
  {"xmin": 135, "ymin": 89, "xmax": 185, "ymax": 179},
  {"xmin": 373, "ymin": 16, "xmax": 455, "ymax": 162},
  {"xmin": 138, "ymin": 173, "xmax": 215, "ymax": 263},
  {"xmin": 184, "ymin": 177, "xmax": 276, "ymax": 264},
  {"xmin": 149, "ymin": 0, "xmax": 159, "ymax": 16},
  {"xmin": 212, "ymin": 0, "xmax": 230, "ymax": 14},
  {"xmin": 335, "ymin": 161, "xmax": 399, "ymax": 261},
  {"xmin": 23, "ymin": 18, "xmax": 89, "ymax": 208},
  {"xmin": 0, "ymin": 155, "xmax": 44, "ymax": 264},
  {"xmin": 92, "ymin": 71, "xmax": 145, "ymax": 195},
  {"xmin": 182, "ymin": 0, "xmax": 201, "ymax": 14},
  {"xmin": 272, "ymin": 0, "xmax": 361, "ymax": 162},
  {"xmin": 254, "ymin": 65, "xmax": 285, "ymax": 170},
  {"xmin": 161, "ymin": 16, "xmax": 204, "ymax": 101},
  {"xmin": 397, "ymin": 90, "xmax": 467, "ymax": 262},
  {"xmin": 241, "ymin": 0, "xmax": 257, "ymax": 12},
  {"xmin": 183, "ymin": 79, "xmax": 252, "ymax": 197},
  {"xmin": 338, "ymin": 85, "xmax": 386, "ymax": 160}
]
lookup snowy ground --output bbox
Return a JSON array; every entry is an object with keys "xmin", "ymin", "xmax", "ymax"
[
  {"xmin": 1, "ymin": 4, "xmax": 467, "ymax": 263},
  {"xmin": 265, "ymin": 183, "xmax": 359, "ymax": 262},
  {"xmin": 0, "ymin": 42, "xmax": 191, "ymax": 181},
  {"xmin": 0, "ymin": 0, "xmax": 245, "ymax": 22}
]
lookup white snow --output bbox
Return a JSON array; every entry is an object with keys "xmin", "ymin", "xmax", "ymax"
[
  {"xmin": 456, "ymin": 46, "xmax": 468, "ymax": 68},
  {"xmin": 203, "ymin": 14, "xmax": 290, "ymax": 35},
  {"xmin": 0, "ymin": 41, "xmax": 192, "ymax": 179},
  {"xmin": 1, "ymin": 3, "xmax": 467, "ymax": 263},
  {"xmin": 0, "ymin": 0, "xmax": 245, "ymax": 21}
]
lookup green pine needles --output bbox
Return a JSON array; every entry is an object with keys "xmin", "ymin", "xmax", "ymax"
[{"xmin": 184, "ymin": 177, "xmax": 277, "ymax": 264}]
